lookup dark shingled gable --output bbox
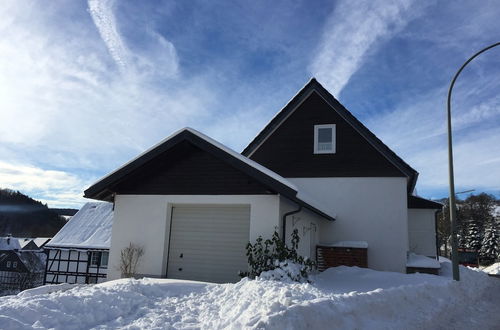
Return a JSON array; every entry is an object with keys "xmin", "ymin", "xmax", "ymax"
[
  {"xmin": 242, "ymin": 78, "xmax": 419, "ymax": 193},
  {"xmin": 84, "ymin": 129, "xmax": 335, "ymax": 221}
]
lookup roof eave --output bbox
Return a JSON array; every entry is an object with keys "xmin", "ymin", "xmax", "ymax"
[
  {"xmin": 289, "ymin": 195, "xmax": 336, "ymax": 221},
  {"xmin": 84, "ymin": 129, "xmax": 298, "ymax": 201}
]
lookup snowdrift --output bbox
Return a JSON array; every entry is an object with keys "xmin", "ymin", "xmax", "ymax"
[{"xmin": 0, "ymin": 262, "xmax": 498, "ymax": 329}]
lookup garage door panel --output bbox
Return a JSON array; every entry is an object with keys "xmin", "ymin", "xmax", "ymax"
[{"xmin": 167, "ymin": 205, "xmax": 250, "ymax": 283}]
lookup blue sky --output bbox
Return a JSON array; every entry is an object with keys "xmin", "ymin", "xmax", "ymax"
[{"xmin": 0, "ymin": 0, "xmax": 499, "ymax": 208}]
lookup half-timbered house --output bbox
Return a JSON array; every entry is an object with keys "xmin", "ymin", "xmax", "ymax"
[{"xmin": 44, "ymin": 202, "xmax": 113, "ymax": 284}]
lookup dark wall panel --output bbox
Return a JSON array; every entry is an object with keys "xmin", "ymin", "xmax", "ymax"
[
  {"xmin": 112, "ymin": 141, "xmax": 273, "ymax": 195},
  {"xmin": 249, "ymin": 92, "xmax": 405, "ymax": 178}
]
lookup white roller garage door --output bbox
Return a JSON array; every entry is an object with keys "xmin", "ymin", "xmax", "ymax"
[{"xmin": 167, "ymin": 205, "xmax": 250, "ymax": 283}]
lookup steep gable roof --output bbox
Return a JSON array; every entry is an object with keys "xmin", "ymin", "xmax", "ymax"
[
  {"xmin": 242, "ymin": 78, "xmax": 419, "ymax": 192},
  {"xmin": 84, "ymin": 128, "xmax": 335, "ymax": 221}
]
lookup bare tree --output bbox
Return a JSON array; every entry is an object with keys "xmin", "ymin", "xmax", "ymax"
[{"xmin": 119, "ymin": 243, "xmax": 144, "ymax": 278}]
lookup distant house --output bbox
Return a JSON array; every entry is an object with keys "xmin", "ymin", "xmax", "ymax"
[
  {"xmin": 0, "ymin": 236, "xmax": 47, "ymax": 293},
  {"xmin": 44, "ymin": 202, "xmax": 113, "ymax": 284},
  {"xmin": 83, "ymin": 78, "xmax": 442, "ymax": 284},
  {"xmin": 0, "ymin": 248, "xmax": 46, "ymax": 293}
]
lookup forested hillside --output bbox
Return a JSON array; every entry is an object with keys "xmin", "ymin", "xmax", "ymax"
[{"xmin": 0, "ymin": 188, "xmax": 68, "ymax": 237}]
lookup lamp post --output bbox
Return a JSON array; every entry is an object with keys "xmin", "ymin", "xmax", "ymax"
[{"xmin": 447, "ymin": 42, "xmax": 500, "ymax": 281}]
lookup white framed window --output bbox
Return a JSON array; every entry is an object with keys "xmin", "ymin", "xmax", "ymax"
[
  {"xmin": 90, "ymin": 251, "xmax": 109, "ymax": 268},
  {"xmin": 6, "ymin": 261, "xmax": 11, "ymax": 268},
  {"xmin": 101, "ymin": 252, "xmax": 109, "ymax": 267},
  {"xmin": 314, "ymin": 124, "xmax": 336, "ymax": 154},
  {"xmin": 12, "ymin": 261, "xmax": 17, "ymax": 268},
  {"xmin": 90, "ymin": 252, "xmax": 100, "ymax": 267}
]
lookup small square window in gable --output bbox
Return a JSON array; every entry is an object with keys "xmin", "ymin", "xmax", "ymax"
[{"xmin": 314, "ymin": 124, "xmax": 336, "ymax": 154}]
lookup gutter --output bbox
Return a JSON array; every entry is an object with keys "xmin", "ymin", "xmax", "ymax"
[{"xmin": 282, "ymin": 205, "xmax": 302, "ymax": 243}]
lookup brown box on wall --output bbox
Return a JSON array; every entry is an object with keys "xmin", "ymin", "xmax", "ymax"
[{"xmin": 316, "ymin": 245, "xmax": 368, "ymax": 271}]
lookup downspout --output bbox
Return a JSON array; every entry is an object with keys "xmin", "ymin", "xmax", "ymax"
[
  {"xmin": 435, "ymin": 210, "xmax": 441, "ymax": 260},
  {"xmin": 282, "ymin": 205, "xmax": 302, "ymax": 243}
]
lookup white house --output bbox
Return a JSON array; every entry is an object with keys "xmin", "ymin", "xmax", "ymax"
[
  {"xmin": 44, "ymin": 202, "xmax": 113, "ymax": 284},
  {"xmin": 84, "ymin": 78, "xmax": 442, "ymax": 283}
]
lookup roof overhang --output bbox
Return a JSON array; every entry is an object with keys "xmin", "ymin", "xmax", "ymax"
[{"xmin": 408, "ymin": 195, "xmax": 443, "ymax": 209}]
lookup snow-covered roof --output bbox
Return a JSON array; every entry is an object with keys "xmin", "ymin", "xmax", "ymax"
[
  {"xmin": 17, "ymin": 238, "xmax": 33, "ymax": 249},
  {"xmin": 85, "ymin": 127, "xmax": 336, "ymax": 220},
  {"xmin": 90, "ymin": 127, "xmax": 297, "ymax": 192},
  {"xmin": 46, "ymin": 202, "xmax": 113, "ymax": 249},
  {"xmin": 406, "ymin": 253, "xmax": 440, "ymax": 269},
  {"xmin": 33, "ymin": 237, "xmax": 51, "ymax": 248},
  {"xmin": 0, "ymin": 237, "xmax": 21, "ymax": 250}
]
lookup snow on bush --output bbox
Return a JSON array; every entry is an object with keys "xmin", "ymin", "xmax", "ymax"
[
  {"xmin": 258, "ymin": 260, "xmax": 312, "ymax": 283},
  {"xmin": 240, "ymin": 229, "xmax": 315, "ymax": 282},
  {"xmin": 480, "ymin": 227, "xmax": 499, "ymax": 261},
  {"xmin": 0, "ymin": 261, "xmax": 498, "ymax": 329}
]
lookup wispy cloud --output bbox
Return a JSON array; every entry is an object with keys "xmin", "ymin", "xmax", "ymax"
[
  {"xmin": 88, "ymin": 0, "xmax": 178, "ymax": 79},
  {"xmin": 1, "ymin": 0, "xmax": 498, "ymax": 207},
  {"xmin": 88, "ymin": 0, "xmax": 129, "ymax": 71},
  {"xmin": 310, "ymin": 0, "xmax": 420, "ymax": 95},
  {"xmin": 0, "ymin": 0, "xmax": 205, "ymax": 207},
  {"xmin": 365, "ymin": 75, "xmax": 500, "ymax": 196},
  {"xmin": 0, "ymin": 161, "xmax": 88, "ymax": 208}
]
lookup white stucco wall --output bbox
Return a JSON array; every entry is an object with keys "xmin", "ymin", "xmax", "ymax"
[
  {"xmin": 279, "ymin": 196, "xmax": 325, "ymax": 260},
  {"xmin": 408, "ymin": 209, "xmax": 437, "ymax": 257},
  {"xmin": 289, "ymin": 177, "xmax": 409, "ymax": 273},
  {"xmin": 108, "ymin": 194, "xmax": 280, "ymax": 280}
]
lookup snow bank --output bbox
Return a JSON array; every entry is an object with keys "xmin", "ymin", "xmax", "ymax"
[
  {"xmin": 482, "ymin": 262, "xmax": 500, "ymax": 275},
  {"xmin": 18, "ymin": 283, "xmax": 79, "ymax": 298},
  {"xmin": 0, "ymin": 265, "xmax": 498, "ymax": 329}
]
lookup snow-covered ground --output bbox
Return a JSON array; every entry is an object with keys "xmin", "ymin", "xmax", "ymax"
[
  {"xmin": 482, "ymin": 262, "xmax": 500, "ymax": 275},
  {"xmin": 0, "ymin": 261, "xmax": 498, "ymax": 329}
]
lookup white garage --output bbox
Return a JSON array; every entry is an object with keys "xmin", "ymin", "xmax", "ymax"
[{"xmin": 166, "ymin": 205, "xmax": 251, "ymax": 283}]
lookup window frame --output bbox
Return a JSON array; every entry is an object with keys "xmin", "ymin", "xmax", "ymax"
[
  {"xmin": 90, "ymin": 252, "xmax": 100, "ymax": 267},
  {"xmin": 100, "ymin": 252, "xmax": 109, "ymax": 268},
  {"xmin": 6, "ymin": 261, "xmax": 11, "ymax": 268},
  {"xmin": 314, "ymin": 124, "xmax": 336, "ymax": 154},
  {"xmin": 90, "ymin": 251, "xmax": 109, "ymax": 268}
]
